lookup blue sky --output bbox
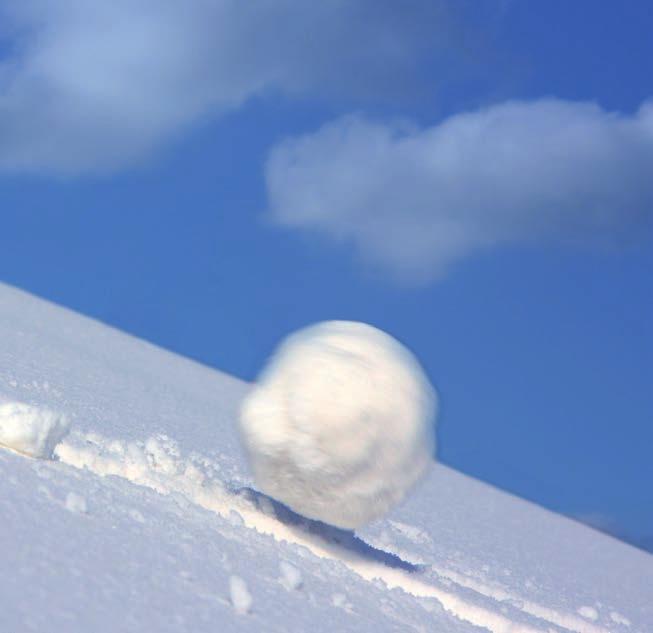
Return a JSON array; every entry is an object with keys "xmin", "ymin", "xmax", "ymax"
[{"xmin": 1, "ymin": 1, "xmax": 651, "ymax": 549}]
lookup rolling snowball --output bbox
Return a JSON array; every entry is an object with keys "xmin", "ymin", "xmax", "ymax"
[{"xmin": 238, "ymin": 321, "xmax": 436, "ymax": 529}]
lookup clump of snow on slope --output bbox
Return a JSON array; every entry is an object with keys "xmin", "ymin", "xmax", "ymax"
[
  {"xmin": 229, "ymin": 576, "xmax": 253, "ymax": 614},
  {"xmin": 279, "ymin": 560, "xmax": 303, "ymax": 591},
  {"xmin": 578, "ymin": 606, "xmax": 599, "ymax": 621},
  {"xmin": 65, "ymin": 491, "xmax": 88, "ymax": 514},
  {"xmin": 0, "ymin": 400, "xmax": 70, "ymax": 459},
  {"xmin": 332, "ymin": 592, "xmax": 353, "ymax": 611},
  {"xmin": 610, "ymin": 611, "xmax": 631, "ymax": 627},
  {"xmin": 238, "ymin": 321, "xmax": 437, "ymax": 529}
]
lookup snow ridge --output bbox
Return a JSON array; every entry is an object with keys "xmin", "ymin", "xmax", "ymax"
[{"xmin": 54, "ymin": 429, "xmax": 612, "ymax": 633}]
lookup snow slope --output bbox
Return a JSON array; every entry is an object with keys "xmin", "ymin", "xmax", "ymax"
[{"xmin": 0, "ymin": 282, "xmax": 650, "ymax": 633}]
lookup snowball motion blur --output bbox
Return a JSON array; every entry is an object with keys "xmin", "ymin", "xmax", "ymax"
[{"xmin": 238, "ymin": 321, "xmax": 437, "ymax": 529}]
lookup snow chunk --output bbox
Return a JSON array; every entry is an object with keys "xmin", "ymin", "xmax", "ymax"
[
  {"xmin": 239, "ymin": 321, "xmax": 436, "ymax": 529},
  {"xmin": 65, "ymin": 492, "xmax": 87, "ymax": 514},
  {"xmin": 229, "ymin": 576, "xmax": 252, "ymax": 614},
  {"xmin": 578, "ymin": 607, "xmax": 599, "ymax": 620},
  {"xmin": 578, "ymin": 606, "xmax": 598, "ymax": 621},
  {"xmin": 279, "ymin": 561, "xmax": 302, "ymax": 591},
  {"xmin": 610, "ymin": 611, "xmax": 631, "ymax": 627},
  {"xmin": 332, "ymin": 593, "xmax": 353, "ymax": 612},
  {"xmin": 0, "ymin": 401, "xmax": 70, "ymax": 459}
]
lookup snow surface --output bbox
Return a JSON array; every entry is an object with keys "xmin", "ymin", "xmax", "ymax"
[
  {"xmin": 0, "ymin": 282, "xmax": 651, "ymax": 633},
  {"xmin": 239, "ymin": 320, "xmax": 436, "ymax": 529}
]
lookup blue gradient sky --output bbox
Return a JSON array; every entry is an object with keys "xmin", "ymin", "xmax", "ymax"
[{"xmin": 1, "ymin": 2, "xmax": 651, "ymax": 549}]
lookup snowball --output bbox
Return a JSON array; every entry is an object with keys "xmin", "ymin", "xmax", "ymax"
[
  {"xmin": 0, "ymin": 401, "xmax": 70, "ymax": 459},
  {"xmin": 229, "ymin": 575, "xmax": 252, "ymax": 614},
  {"xmin": 238, "ymin": 321, "xmax": 436, "ymax": 529}
]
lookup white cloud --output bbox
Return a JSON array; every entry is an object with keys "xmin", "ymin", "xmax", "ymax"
[
  {"xmin": 265, "ymin": 99, "xmax": 653, "ymax": 282},
  {"xmin": 0, "ymin": 1, "xmax": 462, "ymax": 173}
]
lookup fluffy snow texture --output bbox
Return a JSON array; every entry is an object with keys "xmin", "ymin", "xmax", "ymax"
[
  {"xmin": 0, "ymin": 400, "xmax": 69, "ymax": 458},
  {"xmin": 239, "ymin": 321, "xmax": 436, "ymax": 529}
]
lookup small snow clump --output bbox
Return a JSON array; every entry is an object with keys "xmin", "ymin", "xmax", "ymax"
[
  {"xmin": 279, "ymin": 561, "xmax": 302, "ymax": 591},
  {"xmin": 578, "ymin": 606, "xmax": 598, "ymax": 621},
  {"xmin": 0, "ymin": 400, "xmax": 70, "ymax": 459},
  {"xmin": 238, "ymin": 320, "xmax": 436, "ymax": 529},
  {"xmin": 610, "ymin": 611, "xmax": 631, "ymax": 626},
  {"xmin": 65, "ymin": 492, "xmax": 88, "ymax": 514},
  {"xmin": 229, "ymin": 575, "xmax": 253, "ymax": 614}
]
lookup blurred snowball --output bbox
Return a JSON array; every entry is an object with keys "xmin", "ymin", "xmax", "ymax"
[{"xmin": 238, "ymin": 321, "xmax": 436, "ymax": 529}]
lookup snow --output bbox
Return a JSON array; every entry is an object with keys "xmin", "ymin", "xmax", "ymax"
[
  {"xmin": 611, "ymin": 612, "xmax": 632, "ymax": 627},
  {"xmin": 578, "ymin": 607, "xmax": 599, "ymax": 621},
  {"xmin": 279, "ymin": 561, "xmax": 303, "ymax": 591},
  {"xmin": 0, "ymin": 400, "xmax": 69, "ymax": 458},
  {"xmin": 239, "ymin": 320, "xmax": 436, "ymax": 529},
  {"xmin": 332, "ymin": 592, "xmax": 352, "ymax": 610},
  {"xmin": 230, "ymin": 576, "xmax": 253, "ymax": 615},
  {"xmin": 65, "ymin": 491, "xmax": 88, "ymax": 514},
  {"xmin": 0, "ymin": 281, "xmax": 651, "ymax": 633}
]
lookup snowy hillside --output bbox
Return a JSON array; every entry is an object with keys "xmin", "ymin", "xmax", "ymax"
[{"xmin": 0, "ymin": 282, "xmax": 650, "ymax": 633}]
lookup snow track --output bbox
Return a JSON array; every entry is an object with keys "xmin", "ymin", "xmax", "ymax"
[{"xmin": 55, "ymin": 430, "xmax": 611, "ymax": 633}]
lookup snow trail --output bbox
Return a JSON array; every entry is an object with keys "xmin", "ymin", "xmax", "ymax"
[
  {"xmin": 54, "ymin": 430, "xmax": 610, "ymax": 633},
  {"xmin": 426, "ymin": 564, "xmax": 610, "ymax": 633}
]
